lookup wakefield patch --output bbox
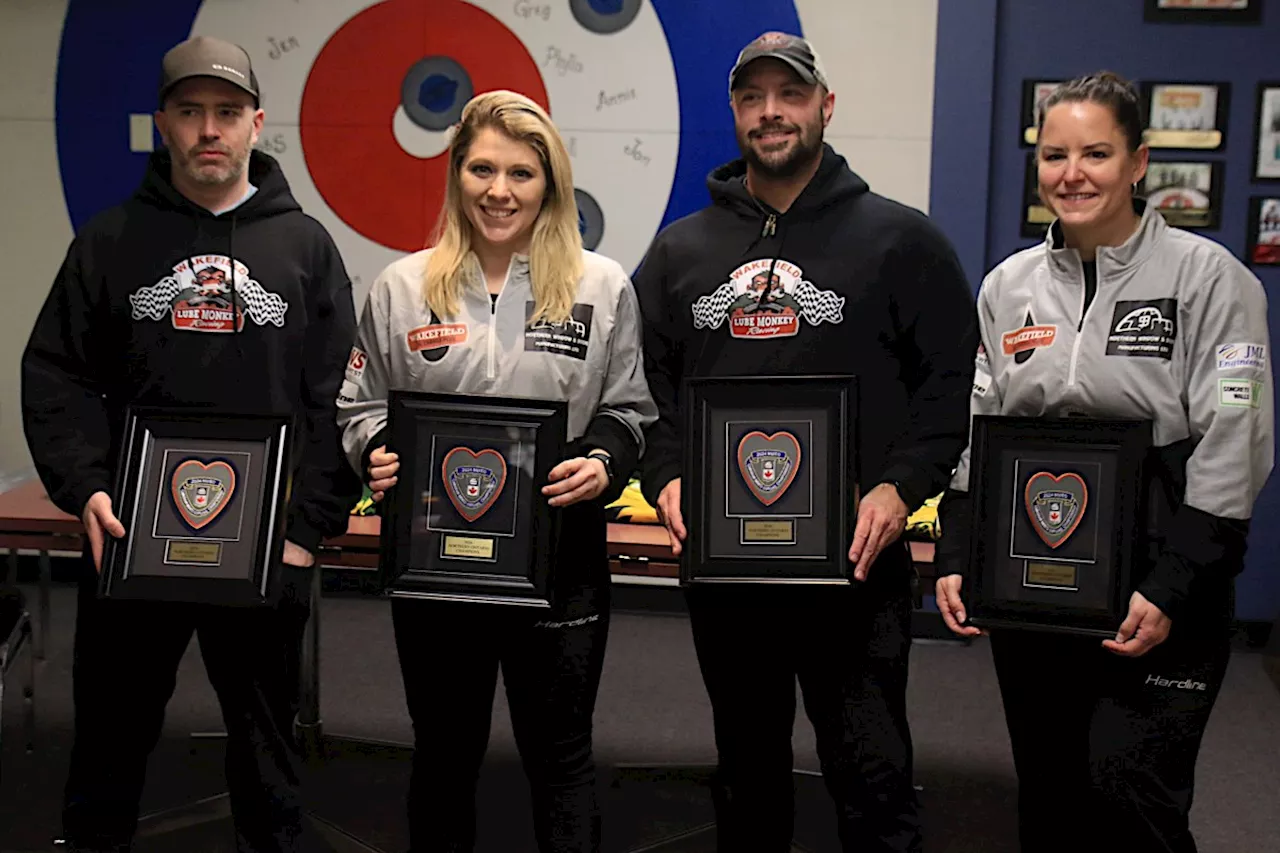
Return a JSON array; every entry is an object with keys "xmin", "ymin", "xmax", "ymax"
[
  {"xmin": 691, "ymin": 259, "xmax": 844, "ymax": 339},
  {"xmin": 407, "ymin": 323, "xmax": 468, "ymax": 352},
  {"xmin": 1001, "ymin": 324, "xmax": 1057, "ymax": 357},
  {"xmin": 130, "ymin": 256, "xmax": 288, "ymax": 333},
  {"xmin": 1107, "ymin": 299, "xmax": 1177, "ymax": 360}
]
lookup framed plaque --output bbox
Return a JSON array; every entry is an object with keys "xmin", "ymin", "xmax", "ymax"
[
  {"xmin": 379, "ymin": 390, "xmax": 566, "ymax": 608},
  {"xmin": 1021, "ymin": 79, "xmax": 1062, "ymax": 146},
  {"xmin": 966, "ymin": 416, "xmax": 1152, "ymax": 637},
  {"xmin": 1139, "ymin": 160, "xmax": 1224, "ymax": 229},
  {"xmin": 99, "ymin": 408, "xmax": 294, "ymax": 606},
  {"xmin": 1254, "ymin": 82, "xmax": 1280, "ymax": 181},
  {"xmin": 1247, "ymin": 196, "xmax": 1280, "ymax": 265},
  {"xmin": 1022, "ymin": 153, "xmax": 1054, "ymax": 239},
  {"xmin": 1144, "ymin": 0, "xmax": 1262, "ymax": 25},
  {"xmin": 680, "ymin": 375, "xmax": 857, "ymax": 585},
  {"xmin": 1141, "ymin": 82, "xmax": 1230, "ymax": 150}
]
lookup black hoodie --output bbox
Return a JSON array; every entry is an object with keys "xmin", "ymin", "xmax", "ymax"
[
  {"xmin": 635, "ymin": 143, "xmax": 978, "ymax": 527},
  {"xmin": 21, "ymin": 149, "xmax": 361, "ymax": 553}
]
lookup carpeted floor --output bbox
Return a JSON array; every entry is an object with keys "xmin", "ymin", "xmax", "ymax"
[{"xmin": 1, "ymin": 584, "xmax": 1278, "ymax": 852}]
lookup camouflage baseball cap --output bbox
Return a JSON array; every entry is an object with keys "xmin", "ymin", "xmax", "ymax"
[{"xmin": 728, "ymin": 31, "xmax": 830, "ymax": 94}]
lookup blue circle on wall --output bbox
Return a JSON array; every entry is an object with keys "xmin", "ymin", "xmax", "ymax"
[{"xmin": 54, "ymin": 0, "xmax": 802, "ymax": 236}]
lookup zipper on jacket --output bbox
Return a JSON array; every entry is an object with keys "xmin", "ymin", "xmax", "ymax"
[
  {"xmin": 1067, "ymin": 263, "xmax": 1090, "ymax": 387},
  {"xmin": 486, "ymin": 295, "xmax": 498, "ymax": 380}
]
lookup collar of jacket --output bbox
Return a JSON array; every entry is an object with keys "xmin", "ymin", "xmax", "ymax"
[
  {"xmin": 463, "ymin": 250, "xmax": 532, "ymax": 293},
  {"xmin": 1043, "ymin": 198, "xmax": 1166, "ymax": 280}
]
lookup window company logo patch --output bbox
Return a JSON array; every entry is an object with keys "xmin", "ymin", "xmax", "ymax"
[
  {"xmin": 1217, "ymin": 342, "xmax": 1266, "ymax": 371},
  {"xmin": 524, "ymin": 302, "xmax": 594, "ymax": 360},
  {"xmin": 1107, "ymin": 299, "xmax": 1177, "ymax": 360},
  {"xmin": 691, "ymin": 259, "xmax": 844, "ymax": 339},
  {"xmin": 1001, "ymin": 323, "xmax": 1057, "ymax": 359},
  {"xmin": 1219, "ymin": 378, "xmax": 1262, "ymax": 409},
  {"xmin": 129, "ymin": 255, "xmax": 288, "ymax": 333}
]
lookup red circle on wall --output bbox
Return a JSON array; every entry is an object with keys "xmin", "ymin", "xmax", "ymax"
[{"xmin": 300, "ymin": 0, "xmax": 549, "ymax": 252}]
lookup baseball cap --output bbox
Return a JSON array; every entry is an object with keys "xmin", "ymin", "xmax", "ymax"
[
  {"xmin": 158, "ymin": 36, "xmax": 260, "ymax": 107},
  {"xmin": 728, "ymin": 31, "xmax": 830, "ymax": 94}
]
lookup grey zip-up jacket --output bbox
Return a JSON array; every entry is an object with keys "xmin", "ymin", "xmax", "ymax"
[
  {"xmin": 336, "ymin": 248, "xmax": 658, "ymax": 505},
  {"xmin": 938, "ymin": 201, "xmax": 1273, "ymax": 620}
]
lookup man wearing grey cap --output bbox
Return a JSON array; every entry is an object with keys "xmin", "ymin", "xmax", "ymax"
[
  {"xmin": 24, "ymin": 34, "xmax": 360, "ymax": 853},
  {"xmin": 633, "ymin": 31, "xmax": 976, "ymax": 853}
]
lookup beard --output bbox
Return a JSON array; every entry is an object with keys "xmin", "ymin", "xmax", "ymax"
[
  {"xmin": 172, "ymin": 137, "xmax": 252, "ymax": 187},
  {"xmin": 736, "ymin": 114, "xmax": 825, "ymax": 179}
]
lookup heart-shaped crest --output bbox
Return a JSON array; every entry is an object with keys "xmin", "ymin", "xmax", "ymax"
[
  {"xmin": 736, "ymin": 430, "xmax": 801, "ymax": 507},
  {"xmin": 1024, "ymin": 471, "xmax": 1088, "ymax": 549},
  {"xmin": 171, "ymin": 459, "xmax": 236, "ymax": 530},
  {"xmin": 442, "ymin": 447, "xmax": 508, "ymax": 522}
]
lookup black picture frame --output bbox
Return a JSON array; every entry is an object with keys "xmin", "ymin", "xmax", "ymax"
[
  {"xmin": 680, "ymin": 375, "xmax": 858, "ymax": 585},
  {"xmin": 1020, "ymin": 79, "xmax": 1063, "ymax": 146},
  {"xmin": 99, "ymin": 407, "xmax": 295, "ymax": 606},
  {"xmin": 379, "ymin": 390, "xmax": 566, "ymax": 608},
  {"xmin": 1247, "ymin": 196, "xmax": 1280, "ymax": 265},
  {"xmin": 1254, "ymin": 81, "xmax": 1280, "ymax": 181},
  {"xmin": 1022, "ymin": 152, "xmax": 1054, "ymax": 239},
  {"xmin": 1140, "ymin": 159, "xmax": 1224, "ymax": 229},
  {"xmin": 966, "ymin": 415, "xmax": 1153, "ymax": 638},
  {"xmin": 1141, "ymin": 81, "xmax": 1231, "ymax": 150},
  {"xmin": 1144, "ymin": 0, "xmax": 1262, "ymax": 24}
]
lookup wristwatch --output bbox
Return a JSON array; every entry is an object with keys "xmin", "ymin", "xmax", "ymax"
[{"xmin": 587, "ymin": 449, "xmax": 615, "ymax": 483}]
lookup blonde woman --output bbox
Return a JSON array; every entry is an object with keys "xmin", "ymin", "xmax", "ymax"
[{"xmin": 336, "ymin": 90, "xmax": 657, "ymax": 852}]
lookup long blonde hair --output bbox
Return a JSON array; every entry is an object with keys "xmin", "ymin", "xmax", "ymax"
[{"xmin": 424, "ymin": 90, "xmax": 582, "ymax": 326}]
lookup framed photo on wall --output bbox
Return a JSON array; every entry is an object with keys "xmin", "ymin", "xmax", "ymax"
[
  {"xmin": 1022, "ymin": 153, "xmax": 1054, "ymax": 239},
  {"xmin": 1141, "ymin": 82, "xmax": 1230, "ymax": 149},
  {"xmin": 1255, "ymin": 82, "xmax": 1280, "ymax": 181},
  {"xmin": 1021, "ymin": 80, "xmax": 1063, "ymax": 145},
  {"xmin": 1139, "ymin": 161, "xmax": 1224, "ymax": 229},
  {"xmin": 1247, "ymin": 197, "xmax": 1280, "ymax": 265},
  {"xmin": 1144, "ymin": 0, "xmax": 1263, "ymax": 24}
]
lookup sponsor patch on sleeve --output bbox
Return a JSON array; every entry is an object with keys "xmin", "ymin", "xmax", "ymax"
[
  {"xmin": 345, "ymin": 347, "xmax": 368, "ymax": 381},
  {"xmin": 973, "ymin": 344, "xmax": 992, "ymax": 396},
  {"xmin": 1218, "ymin": 378, "xmax": 1262, "ymax": 409},
  {"xmin": 338, "ymin": 379, "xmax": 359, "ymax": 405},
  {"xmin": 1216, "ymin": 343, "xmax": 1266, "ymax": 371}
]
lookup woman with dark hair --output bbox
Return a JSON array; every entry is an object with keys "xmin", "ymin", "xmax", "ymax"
[{"xmin": 934, "ymin": 71, "xmax": 1273, "ymax": 852}]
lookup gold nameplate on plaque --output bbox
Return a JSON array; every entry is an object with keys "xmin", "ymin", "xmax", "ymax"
[
  {"xmin": 1026, "ymin": 562, "xmax": 1077, "ymax": 588},
  {"xmin": 1146, "ymin": 129, "xmax": 1222, "ymax": 150},
  {"xmin": 443, "ymin": 536, "xmax": 495, "ymax": 560},
  {"xmin": 165, "ymin": 540, "xmax": 222, "ymax": 565},
  {"xmin": 743, "ymin": 520, "xmax": 795, "ymax": 542}
]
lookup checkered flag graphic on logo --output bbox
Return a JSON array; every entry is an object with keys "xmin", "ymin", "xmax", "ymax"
[
  {"xmin": 793, "ymin": 281, "xmax": 845, "ymax": 325},
  {"xmin": 691, "ymin": 283, "xmax": 737, "ymax": 329},
  {"xmin": 130, "ymin": 277, "xmax": 183, "ymax": 321},
  {"xmin": 235, "ymin": 279, "xmax": 289, "ymax": 326}
]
